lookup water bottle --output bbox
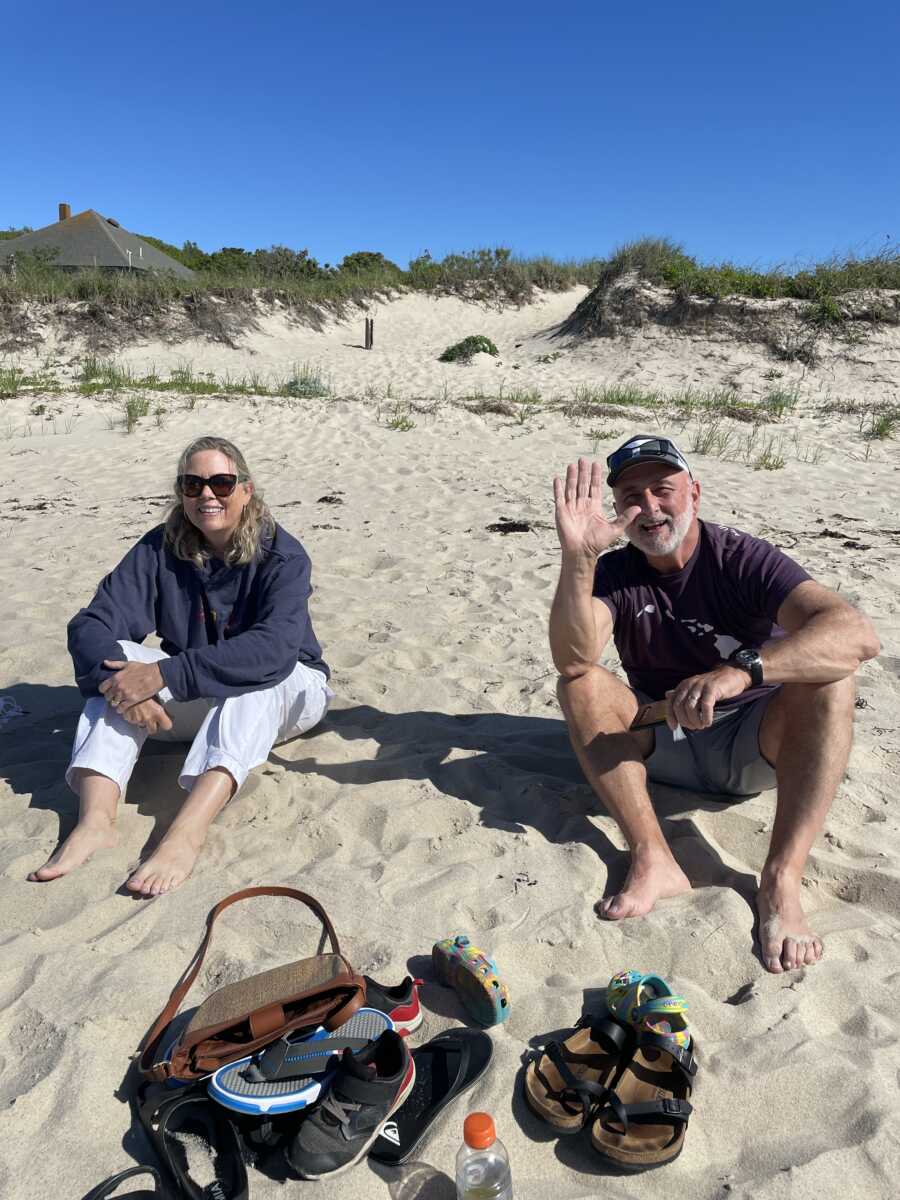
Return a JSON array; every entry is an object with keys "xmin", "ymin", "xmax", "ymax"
[{"xmin": 455, "ymin": 1112, "xmax": 513, "ymax": 1200}]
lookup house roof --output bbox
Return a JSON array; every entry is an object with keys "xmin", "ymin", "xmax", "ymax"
[{"xmin": 0, "ymin": 209, "xmax": 195, "ymax": 278}]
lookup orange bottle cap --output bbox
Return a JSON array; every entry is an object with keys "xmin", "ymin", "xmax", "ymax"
[{"xmin": 464, "ymin": 1112, "xmax": 496, "ymax": 1149}]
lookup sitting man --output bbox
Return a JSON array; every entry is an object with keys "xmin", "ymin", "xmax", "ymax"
[{"xmin": 549, "ymin": 436, "xmax": 880, "ymax": 973}]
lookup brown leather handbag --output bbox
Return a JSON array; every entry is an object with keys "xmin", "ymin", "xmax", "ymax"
[{"xmin": 139, "ymin": 886, "xmax": 366, "ymax": 1083}]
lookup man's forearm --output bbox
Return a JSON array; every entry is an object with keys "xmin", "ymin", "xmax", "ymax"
[
  {"xmin": 550, "ymin": 553, "xmax": 601, "ymax": 677},
  {"xmin": 760, "ymin": 607, "xmax": 881, "ymax": 684}
]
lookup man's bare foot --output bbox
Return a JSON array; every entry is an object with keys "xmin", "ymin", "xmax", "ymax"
[
  {"xmin": 597, "ymin": 845, "xmax": 691, "ymax": 919},
  {"xmin": 27, "ymin": 820, "xmax": 117, "ymax": 881},
  {"xmin": 126, "ymin": 828, "xmax": 205, "ymax": 897},
  {"xmin": 757, "ymin": 867, "xmax": 823, "ymax": 973}
]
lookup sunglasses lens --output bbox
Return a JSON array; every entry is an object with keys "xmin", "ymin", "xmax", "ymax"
[
  {"xmin": 608, "ymin": 439, "xmax": 671, "ymax": 470},
  {"xmin": 178, "ymin": 474, "xmax": 239, "ymax": 498},
  {"xmin": 178, "ymin": 475, "xmax": 203, "ymax": 497}
]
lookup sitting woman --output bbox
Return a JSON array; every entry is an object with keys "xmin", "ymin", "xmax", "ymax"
[{"xmin": 29, "ymin": 435, "xmax": 331, "ymax": 896}]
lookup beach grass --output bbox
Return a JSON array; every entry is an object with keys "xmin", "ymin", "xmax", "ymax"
[
  {"xmin": 70, "ymin": 356, "xmax": 331, "ymax": 400},
  {"xmin": 3, "ymin": 237, "xmax": 899, "ymax": 324},
  {"xmin": 597, "ymin": 237, "xmax": 900, "ymax": 307},
  {"xmin": 863, "ymin": 406, "xmax": 899, "ymax": 440}
]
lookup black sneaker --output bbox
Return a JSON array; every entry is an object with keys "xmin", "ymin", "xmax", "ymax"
[
  {"xmin": 363, "ymin": 975, "xmax": 423, "ymax": 1035},
  {"xmin": 285, "ymin": 1030, "xmax": 415, "ymax": 1180}
]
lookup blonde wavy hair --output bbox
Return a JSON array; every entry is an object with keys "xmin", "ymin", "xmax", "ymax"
[{"xmin": 164, "ymin": 436, "xmax": 274, "ymax": 567}]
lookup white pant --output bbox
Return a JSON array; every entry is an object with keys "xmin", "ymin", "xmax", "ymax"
[{"xmin": 66, "ymin": 641, "xmax": 333, "ymax": 796}]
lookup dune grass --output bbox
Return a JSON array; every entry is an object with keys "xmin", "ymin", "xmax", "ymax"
[
  {"xmin": 3, "ymin": 235, "xmax": 898, "ymax": 328},
  {"xmin": 0, "ymin": 363, "xmax": 63, "ymax": 397},
  {"xmin": 71, "ymin": 355, "xmax": 331, "ymax": 400},
  {"xmin": 597, "ymin": 237, "xmax": 900, "ymax": 306},
  {"xmin": 0, "ymin": 245, "xmax": 603, "ymax": 314}
]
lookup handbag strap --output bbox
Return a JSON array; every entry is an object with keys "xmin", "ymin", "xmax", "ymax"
[{"xmin": 139, "ymin": 886, "xmax": 342, "ymax": 1076}]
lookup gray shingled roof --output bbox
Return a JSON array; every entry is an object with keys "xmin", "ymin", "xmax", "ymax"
[{"xmin": 0, "ymin": 210, "xmax": 195, "ymax": 279}]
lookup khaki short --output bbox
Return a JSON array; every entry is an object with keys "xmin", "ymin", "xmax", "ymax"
[{"xmin": 635, "ymin": 687, "xmax": 778, "ymax": 798}]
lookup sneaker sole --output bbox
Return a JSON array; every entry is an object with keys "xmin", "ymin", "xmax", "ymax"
[
  {"xmin": 296, "ymin": 1059, "xmax": 417, "ymax": 1181},
  {"xmin": 391, "ymin": 1003, "xmax": 423, "ymax": 1036}
]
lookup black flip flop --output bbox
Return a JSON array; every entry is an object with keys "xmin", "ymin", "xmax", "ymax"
[
  {"xmin": 139, "ymin": 1085, "xmax": 248, "ymax": 1200},
  {"xmin": 369, "ymin": 1027, "xmax": 493, "ymax": 1165},
  {"xmin": 84, "ymin": 1166, "xmax": 167, "ymax": 1199}
]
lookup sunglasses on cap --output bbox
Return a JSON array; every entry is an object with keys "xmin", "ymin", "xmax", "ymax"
[
  {"xmin": 606, "ymin": 436, "xmax": 691, "ymax": 487},
  {"xmin": 176, "ymin": 473, "xmax": 245, "ymax": 499}
]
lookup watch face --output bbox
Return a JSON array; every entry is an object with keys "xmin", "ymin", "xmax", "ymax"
[{"xmin": 732, "ymin": 649, "xmax": 762, "ymax": 684}]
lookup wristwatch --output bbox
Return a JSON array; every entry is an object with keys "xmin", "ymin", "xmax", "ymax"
[{"xmin": 729, "ymin": 647, "xmax": 764, "ymax": 687}]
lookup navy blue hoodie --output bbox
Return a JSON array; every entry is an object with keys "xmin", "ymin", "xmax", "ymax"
[{"xmin": 67, "ymin": 523, "xmax": 329, "ymax": 701}]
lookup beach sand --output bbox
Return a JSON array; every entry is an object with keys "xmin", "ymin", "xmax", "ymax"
[{"xmin": 1, "ymin": 289, "xmax": 899, "ymax": 1198}]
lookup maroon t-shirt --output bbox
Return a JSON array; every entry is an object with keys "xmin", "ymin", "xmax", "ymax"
[{"xmin": 593, "ymin": 520, "xmax": 811, "ymax": 707}]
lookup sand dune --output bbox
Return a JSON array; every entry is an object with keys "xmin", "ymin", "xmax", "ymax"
[{"xmin": 0, "ymin": 290, "xmax": 898, "ymax": 1198}]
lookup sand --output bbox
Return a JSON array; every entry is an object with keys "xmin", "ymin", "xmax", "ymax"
[{"xmin": 0, "ymin": 288, "xmax": 899, "ymax": 1199}]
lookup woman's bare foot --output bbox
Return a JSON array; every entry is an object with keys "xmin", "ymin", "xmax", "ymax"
[
  {"xmin": 597, "ymin": 844, "xmax": 692, "ymax": 919},
  {"xmin": 757, "ymin": 867, "xmax": 823, "ymax": 973},
  {"xmin": 28, "ymin": 819, "xmax": 118, "ymax": 881},
  {"xmin": 126, "ymin": 827, "xmax": 205, "ymax": 897}
]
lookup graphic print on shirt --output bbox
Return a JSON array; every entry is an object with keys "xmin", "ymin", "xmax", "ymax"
[{"xmin": 679, "ymin": 617, "xmax": 740, "ymax": 661}]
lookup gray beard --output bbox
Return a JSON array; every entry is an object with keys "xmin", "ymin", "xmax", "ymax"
[{"xmin": 625, "ymin": 508, "xmax": 693, "ymax": 557}]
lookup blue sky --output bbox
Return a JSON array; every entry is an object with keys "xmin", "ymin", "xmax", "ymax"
[{"xmin": 4, "ymin": 1, "xmax": 898, "ymax": 269}]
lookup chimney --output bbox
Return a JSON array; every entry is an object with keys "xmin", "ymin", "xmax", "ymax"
[{"xmin": 59, "ymin": 202, "xmax": 71, "ymax": 221}]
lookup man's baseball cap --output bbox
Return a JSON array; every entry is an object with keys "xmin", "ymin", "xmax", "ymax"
[{"xmin": 606, "ymin": 434, "xmax": 692, "ymax": 487}]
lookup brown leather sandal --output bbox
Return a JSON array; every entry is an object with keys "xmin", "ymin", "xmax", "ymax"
[
  {"xmin": 524, "ymin": 1013, "xmax": 632, "ymax": 1133},
  {"xmin": 590, "ymin": 1029, "xmax": 697, "ymax": 1171}
]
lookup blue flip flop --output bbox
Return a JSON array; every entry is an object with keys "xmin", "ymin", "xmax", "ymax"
[{"xmin": 207, "ymin": 1006, "xmax": 393, "ymax": 1115}]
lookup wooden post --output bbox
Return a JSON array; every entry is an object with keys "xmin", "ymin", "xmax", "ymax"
[{"xmin": 364, "ymin": 317, "xmax": 374, "ymax": 350}]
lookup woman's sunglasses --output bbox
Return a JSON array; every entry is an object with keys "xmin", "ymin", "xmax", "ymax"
[{"xmin": 176, "ymin": 473, "xmax": 244, "ymax": 499}]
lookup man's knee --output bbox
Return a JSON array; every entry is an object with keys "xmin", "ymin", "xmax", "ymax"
[
  {"xmin": 780, "ymin": 675, "xmax": 856, "ymax": 719},
  {"xmin": 557, "ymin": 665, "xmax": 643, "ymax": 737},
  {"xmin": 762, "ymin": 676, "xmax": 856, "ymax": 762},
  {"xmin": 558, "ymin": 664, "xmax": 616, "ymax": 712}
]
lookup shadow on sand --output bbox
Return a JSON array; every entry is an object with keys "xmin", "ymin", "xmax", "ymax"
[{"xmin": 273, "ymin": 702, "xmax": 760, "ymax": 917}]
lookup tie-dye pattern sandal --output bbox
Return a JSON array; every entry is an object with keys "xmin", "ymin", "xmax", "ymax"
[
  {"xmin": 605, "ymin": 971, "xmax": 691, "ymax": 1049},
  {"xmin": 432, "ymin": 934, "xmax": 510, "ymax": 1026}
]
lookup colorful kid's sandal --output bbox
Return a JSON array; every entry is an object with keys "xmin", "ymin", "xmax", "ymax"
[
  {"xmin": 432, "ymin": 934, "xmax": 510, "ymax": 1026},
  {"xmin": 605, "ymin": 970, "xmax": 692, "ymax": 1051},
  {"xmin": 523, "ymin": 1010, "xmax": 633, "ymax": 1134}
]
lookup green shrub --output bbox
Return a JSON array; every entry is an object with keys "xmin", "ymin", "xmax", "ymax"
[
  {"xmin": 339, "ymin": 251, "xmax": 401, "ymax": 277},
  {"xmin": 438, "ymin": 335, "xmax": 499, "ymax": 363}
]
